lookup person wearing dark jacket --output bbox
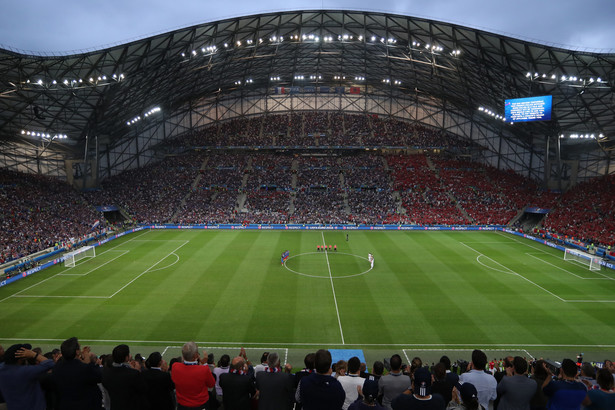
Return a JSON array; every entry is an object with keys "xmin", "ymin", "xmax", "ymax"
[
  {"xmin": 255, "ymin": 352, "xmax": 294, "ymax": 410},
  {"xmin": 142, "ymin": 352, "xmax": 174, "ymax": 410},
  {"xmin": 219, "ymin": 356, "xmax": 257, "ymax": 410},
  {"xmin": 102, "ymin": 344, "xmax": 149, "ymax": 410},
  {"xmin": 52, "ymin": 337, "xmax": 103, "ymax": 410}
]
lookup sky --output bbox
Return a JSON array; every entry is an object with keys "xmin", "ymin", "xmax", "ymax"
[{"xmin": 1, "ymin": 0, "xmax": 614, "ymax": 54}]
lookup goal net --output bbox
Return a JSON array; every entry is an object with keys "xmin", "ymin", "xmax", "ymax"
[
  {"xmin": 64, "ymin": 245, "xmax": 96, "ymax": 267},
  {"xmin": 564, "ymin": 248, "xmax": 601, "ymax": 271}
]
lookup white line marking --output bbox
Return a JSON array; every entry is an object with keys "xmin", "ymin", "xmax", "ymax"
[
  {"xmin": 12, "ymin": 295, "xmax": 108, "ymax": 299},
  {"xmin": 460, "ymin": 242, "xmax": 566, "ymax": 302},
  {"xmin": 524, "ymin": 253, "xmax": 610, "ymax": 280},
  {"xmin": 284, "ymin": 252, "xmax": 371, "ymax": 279},
  {"xmin": 403, "ymin": 348, "xmax": 535, "ymax": 360},
  {"xmin": 0, "ymin": 229, "xmax": 151, "ymax": 304},
  {"xmin": 57, "ymin": 250, "xmax": 130, "ymax": 277},
  {"xmin": 1, "ymin": 338, "xmax": 613, "ymax": 349},
  {"xmin": 402, "ymin": 350, "xmax": 410, "ymax": 365},
  {"xmin": 322, "ymin": 231, "xmax": 345, "ymax": 345},
  {"xmin": 149, "ymin": 253, "xmax": 180, "ymax": 273},
  {"xmin": 476, "ymin": 255, "xmax": 515, "ymax": 275},
  {"xmin": 108, "ymin": 241, "xmax": 190, "ymax": 298}
]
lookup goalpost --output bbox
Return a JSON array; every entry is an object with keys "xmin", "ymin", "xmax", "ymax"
[
  {"xmin": 563, "ymin": 248, "xmax": 601, "ymax": 271},
  {"xmin": 64, "ymin": 245, "xmax": 96, "ymax": 267}
]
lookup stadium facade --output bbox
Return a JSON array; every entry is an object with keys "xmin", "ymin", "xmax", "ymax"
[{"xmin": 0, "ymin": 10, "xmax": 613, "ymax": 188}]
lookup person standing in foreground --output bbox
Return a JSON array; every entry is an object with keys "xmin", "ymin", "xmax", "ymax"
[
  {"xmin": 496, "ymin": 356, "xmax": 537, "ymax": 410},
  {"xmin": 391, "ymin": 367, "xmax": 446, "ymax": 410},
  {"xmin": 255, "ymin": 351, "xmax": 294, "ymax": 410},
  {"xmin": 378, "ymin": 354, "xmax": 412, "ymax": 410},
  {"xmin": 219, "ymin": 356, "xmax": 256, "ymax": 410},
  {"xmin": 0, "ymin": 343, "xmax": 55, "ymax": 410},
  {"xmin": 458, "ymin": 350, "xmax": 497, "ymax": 410},
  {"xmin": 338, "ymin": 356, "xmax": 365, "ymax": 410},
  {"xmin": 143, "ymin": 352, "xmax": 175, "ymax": 410},
  {"xmin": 171, "ymin": 341, "xmax": 216, "ymax": 410},
  {"xmin": 541, "ymin": 358, "xmax": 587, "ymax": 410},
  {"xmin": 296, "ymin": 349, "xmax": 345, "ymax": 410},
  {"xmin": 52, "ymin": 337, "xmax": 102, "ymax": 410},
  {"xmin": 582, "ymin": 367, "xmax": 615, "ymax": 409},
  {"xmin": 102, "ymin": 344, "xmax": 148, "ymax": 410}
]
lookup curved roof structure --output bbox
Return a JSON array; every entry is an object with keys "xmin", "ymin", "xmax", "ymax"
[{"xmin": 1, "ymin": 10, "xmax": 614, "ymax": 183}]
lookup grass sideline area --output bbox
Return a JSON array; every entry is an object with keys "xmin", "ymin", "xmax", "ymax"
[{"xmin": 1, "ymin": 229, "xmax": 614, "ymax": 366}]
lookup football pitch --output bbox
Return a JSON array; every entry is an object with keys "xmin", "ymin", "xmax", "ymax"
[{"xmin": 1, "ymin": 229, "xmax": 614, "ymax": 365}]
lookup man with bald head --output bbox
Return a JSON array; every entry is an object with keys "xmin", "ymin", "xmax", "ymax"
[
  {"xmin": 219, "ymin": 356, "xmax": 257, "ymax": 410},
  {"xmin": 171, "ymin": 341, "xmax": 215, "ymax": 410}
]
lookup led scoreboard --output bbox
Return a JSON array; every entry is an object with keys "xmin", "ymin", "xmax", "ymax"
[{"xmin": 504, "ymin": 95, "xmax": 552, "ymax": 123}]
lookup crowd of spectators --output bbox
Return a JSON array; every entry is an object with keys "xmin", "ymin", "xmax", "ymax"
[
  {"xmin": 83, "ymin": 152, "xmax": 204, "ymax": 225},
  {"xmin": 2, "ymin": 340, "xmax": 614, "ymax": 410},
  {"xmin": 434, "ymin": 158, "xmax": 518, "ymax": 225},
  {"xmin": 543, "ymin": 173, "xmax": 615, "ymax": 247},
  {"xmin": 162, "ymin": 112, "xmax": 476, "ymax": 149},
  {"xmin": 0, "ymin": 169, "xmax": 104, "ymax": 265},
  {"xmin": 3, "ymin": 146, "xmax": 614, "ymax": 264}
]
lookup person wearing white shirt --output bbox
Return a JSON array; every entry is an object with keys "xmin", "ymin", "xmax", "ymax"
[{"xmin": 458, "ymin": 350, "xmax": 497, "ymax": 410}]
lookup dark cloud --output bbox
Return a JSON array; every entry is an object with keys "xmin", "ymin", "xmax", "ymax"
[{"xmin": 1, "ymin": 0, "xmax": 613, "ymax": 53}]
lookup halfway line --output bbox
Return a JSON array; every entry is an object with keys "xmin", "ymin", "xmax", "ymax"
[{"xmin": 321, "ymin": 231, "xmax": 345, "ymax": 344}]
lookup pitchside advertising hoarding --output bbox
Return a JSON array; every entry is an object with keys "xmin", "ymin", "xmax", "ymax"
[{"xmin": 505, "ymin": 95, "xmax": 552, "ymax": 123}]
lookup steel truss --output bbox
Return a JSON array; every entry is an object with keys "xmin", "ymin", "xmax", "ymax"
[{"xmin": 1, "ymin": 10, "xmax": 613, "ymax": 186}]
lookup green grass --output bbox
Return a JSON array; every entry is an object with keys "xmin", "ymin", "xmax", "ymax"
[{"xmin": 1, "ymin": 229, "xmax": 614, "ymax": 364}]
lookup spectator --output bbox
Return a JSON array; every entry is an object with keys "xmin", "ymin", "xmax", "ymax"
[
  {"xmin": 529, "ymin": 360, "xmax": 549, "ymax": 410},
  {"xmin": 255, "ymin": 352, "xmax": 294, "ymax": 410},
  {"xmin": 458, "ymin": 350, "xmax": 497, "ymax": 410},
  {"xmin": 219, "ymin": 356, "xmax": 256, "ymax": 410},
  {"xmin": 391, "ymin": 367, "xmax": 446, "ymax": 410},
  {"xmin": 582, "ymin": 367, "xmax": 615, "ymax": 409},
  {"xmin": 378, "ymin": 354, "xmax": 411, "ymax": 410},
  {"xmin": 448, "ymin": 382, "xmax": 484, "ymax": 410},
  {"xmin": 254, "ymin": 352, "xmax": 269, "ymax": 374},
  {"xmin": 496, "ymin": 356, "xmax": 537, "ymax": 410},
  {"xmin": 338, "ymin": 356, "xmax": 365, "ymax": 410},
  {"xmin": 52, "ymin": 337, "xmax": 103, "ymax": 410},
  {"xmin": 440, "ymin": 356, "xmax": 459, "ymax": 385},
  {"xmin": 0, "ymin": 343, "xmax": 55, "ymax": 410},
  {"xmin": 296, "ymin": 349, "xmax": 345, "ymax": 410},
  {"xmin": 171, "ymin": 342, "xmax": 215, "ymax": 410},
  {"xmin": 349, "ymin": 379, "xmax": 386, "ymax": 410},
  {"xmin": 431, "ymin": 362, "xmax": 454, "ymax": 407},
  {"xmin": 579, "ymin": 362, "xmax": 598, "ymax": 390},
  {"xmin": 102, "ymin": 344, "xmax": 148, "ymax": 410},
  {"xmin": 142, "ymin": 352, "xmax": 174, "ymax": 410},
  {"xmin": 213, "ymin": 354, "xmax": 231, "ymax": 405},
  {"xmin": 541, "ymin": 358, "xmax": 587, "ymax": 410},
  {"xmin": 362, "ymin": 360, "xmax": 385, "ymax": 382}
]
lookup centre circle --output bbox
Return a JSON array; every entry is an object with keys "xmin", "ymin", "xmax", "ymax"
[{"xmin": 283, "ymin": 252, "xmax": 372, "ymax": 279}]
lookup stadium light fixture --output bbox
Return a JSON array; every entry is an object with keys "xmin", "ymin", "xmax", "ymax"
[
  {"xmin": 21, "ymin": 129, "xmax": 68, "ymax": 140},
  {"xmin": 559, "ymin": 133, "xmax": 605, "ymax": 140}
]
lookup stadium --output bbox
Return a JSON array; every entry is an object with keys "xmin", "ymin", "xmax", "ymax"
[{"xmin": 1, "ymin": 9, "xmax": 615, "ymax": 408}]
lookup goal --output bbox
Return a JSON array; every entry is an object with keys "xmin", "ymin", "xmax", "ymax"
[
  {"xmin": 64, "ymin": 245, "xmax": 96, "ymax": 267},
  {"xmin": 563, "ymin": 248, "xmax": 601, "ymax": 271}
]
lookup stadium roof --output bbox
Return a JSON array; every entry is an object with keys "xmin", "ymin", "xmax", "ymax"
[{"xmin": 1, "ymin": 10, "xmax": 614, "ymax": 176}]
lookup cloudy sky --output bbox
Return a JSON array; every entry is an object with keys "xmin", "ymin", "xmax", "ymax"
[{"xmin": 1, "ymin": 0, "xmax": 614, "ymax": 53}]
